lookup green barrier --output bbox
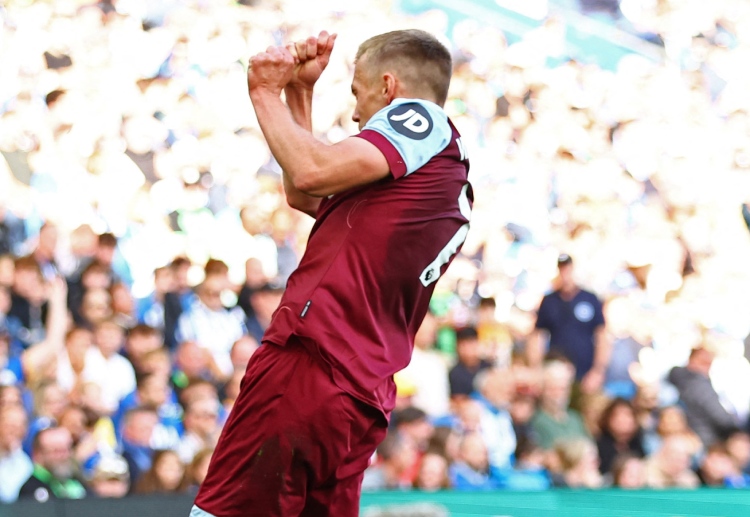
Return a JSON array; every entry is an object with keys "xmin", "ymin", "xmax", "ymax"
[
  {"xmin": 1, "ymin": 490, "xmax": 749, "ymax": 517},
  {"xmin": 360, "ymin": 489, "xmax": 750, "ymax": 517}
]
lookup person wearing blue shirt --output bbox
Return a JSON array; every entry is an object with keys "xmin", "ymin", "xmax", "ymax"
[{"xmin": 526, "ymin": 254, "xmax": 610, "ymax": 397}]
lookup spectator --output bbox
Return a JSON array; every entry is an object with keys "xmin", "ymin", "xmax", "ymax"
[
  {"xmin": 161, "ymin": 257, "xmax": 194, "ymax": 350},
  {"xmin": 176, "ymin": 272, "xmax": 246, "ymax": 377},
  {"xmin": 530, "ymin": 360, "xmax": 591, "ymax": 450},
  {"xmin": 643, "ymin": 435, "xmax": 700, "ymax": 488},
  {"xmin": 644, "ymin": 405, "xmax": 703, "ymax": 460},
  {"xmin": 0, "ymin": 383, "xmax": 23, "ymax": 408},
  {"xmin": 69, "ymin": 233, "xmax": 122, "ymax": 288},
  {"xmin": 611, "ymin": 452, "xmax": 646, "ymax": 489},
  {"xmin": 88, "ymin": 453, "xmax": 130, "ymax": 499},
  {"xmin": 235, "ymin": 257, "xmax": 269, "ymax": 321},
  {"xmin": 123, "ymin": 325, "xmax": 163, "ymax": 375},
  {"xmin": 242, "ymin": 281, "xmax": 284, "ymax": 344},
  {"xmin": 413, "ymin": 452, "xmax": 451, "ymax": 491},
  {"xmin": 394, "ymin": 406, "xmax": 434, "ymax": 455},
  {"xmin": 92, "ymin": 319, "xmax": 136, "ymax": 413},
  {"xmin": 182, "ymin": 447, "xmax": 214, "ymax": 494},
  {"xmin": 632, "ymin": 382, "xmax": 661, "ymax": 451},
  {"xmin": 448, "ymin": 326, "xmax": 492, "ymax": 401},
  {"xmin": 56, "ymin": 327, "xmax": 103, "ymax": 400},
  {"xmin": 697, "ymin": 444, "xmax": 743, "ymax": 487},
  {"xmin": 0, "ymin": 206, "xmax": 25, "ymax": 257},
  {"xmin": 527, "ymin": 254, "xmax": 609, "ymax": 395},
  {"xmin": 18, "ymin": 426, "xmax": 88, "ymax": 501},
  {"xmin": 509, "ymin": 393, "xmax": 538, "ymax": 444},
  {"xmin": 0, "ymin": 404, "xmax": 33, "ymax": 503},
  {"xmin": 176, "ymin": 397, "xmax": 221, "ymax": 464},
  {"xmin": 725, "ymin": 431, "xmax": 750, "ymax": 475},
  {"xmin": 361, "ymin": 432, "xmax": 418, "ymax": 491},
  {"xmin": 0, "ymin": 325, "xmax": 23, "ymax": 386},
  {"xmin": 0, "ymin": 285, "xmax": 19, "ymax": 352},
  {"xmin": 110, "ymin": 282, "xmax": 137, "ymax": 329},
  {"xmin": 551, "ymin": 438, "xmax": 603, "ymax": 488},
  {"xmin": 476, "ymin": 296, "xmax": 514, "ymax": 368},
  {"xmin": 498, "ymin": 435, "xmax": 551, "ymax": 490},
  {"xmin": 472, "ymin": 368, "xmax": 517, "ymax": 471},
  {"xmin": 399, "ymin": 311, "xmax": 451, "ymax": 418},
  {"xmin": 134, "ymin": 449, "xmax": 187, "ymax": 494},
  {"xmin": 667, "ymin": 346, "xmax": 741, "ymax": 448},
  {"xmin": 119, "ymin": 406, "xmax": 158, "ymax": 491},
  {"xmin": 8, "ymin": 256, "xmax": 47, "ymax": 350},
  {"xmin": 596, "ymin": 398, "xmax": 645, "ymax": 474},
  {"xmin": 449, "ymin": 432, "xmax": 496, "ymax": 490},
  {"xmin": 228, "ymin": 335, "xmax": 259, "ymax": 374},
  {"xmin": 68, "ymin": 261, "xmax": 112, "ymax": 326},
  {"xmin": 172, "ymin": 340, "xmax": 226, "ymax": 389},
  {"xmin": 580, "ymin": 391, "xmax": 613, "ymax": 439},
  {"xmin": 24, "ymin": 381, "xmax": 67, "ymax": 456},
  {"xmin": 115, "ymin": 372, "xmax": 182, "ymax": 450},
  {"xmin": 58, "ymin": 405, "xmax": 105, "ymax": 475},
  {"xmin": 0, "ymin": 254, "xmax": 14, "ymax": 288},
  {"xmin": 137, "ymin": 266, "xmax": 179, "ymax": 333},
  {"xmin": 78, "ymin": 287, "xmax": 114, "ymax": 330},
  {"xmin": 31, "ymin": 223, "xmax": 60, "ymax": 281}
]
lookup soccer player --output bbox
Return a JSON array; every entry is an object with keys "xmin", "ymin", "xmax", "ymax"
[{"xmin": 190, "ymin": 29, "xmax": 472, "ymax": 517}]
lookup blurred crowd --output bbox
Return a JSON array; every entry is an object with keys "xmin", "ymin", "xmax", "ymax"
[{"xmin": 2, "ymin": 0, "xmax": 750, "ymax": 503}]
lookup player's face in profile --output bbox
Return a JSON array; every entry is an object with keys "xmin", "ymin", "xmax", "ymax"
[{"xmin": 351, "ymin": 57, "xmax": 388, "ymax": 131}]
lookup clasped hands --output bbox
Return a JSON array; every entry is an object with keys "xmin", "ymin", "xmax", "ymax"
[{"xmin": 247, "ymin": 30, "xmax": 337, "ymax": 96}]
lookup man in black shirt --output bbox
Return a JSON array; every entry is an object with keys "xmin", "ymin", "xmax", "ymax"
[
  {"xmin": 449, "ymin": 326, "xmax": 492, "ymax": 401},
  {"xmin": 526, "ymin": 254, "xmax": 609, "ymax": 395}
]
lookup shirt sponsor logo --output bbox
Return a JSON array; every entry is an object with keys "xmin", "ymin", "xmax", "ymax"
[
  {"xmin": 574, "ymin": 302, "xmax": 595, "ymax": 322},
  {"xmin": 388, "ymin": 103, "xmax": 432, "ymax": 140}
]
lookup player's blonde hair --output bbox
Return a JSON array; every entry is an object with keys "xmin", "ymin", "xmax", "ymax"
[{"xmin": 355, "ymin": 29, "xmax": 452, "ymax": 106}]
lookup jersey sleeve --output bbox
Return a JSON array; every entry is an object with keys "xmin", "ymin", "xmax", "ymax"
[{"xmin": 355, "ymin": 99, "xmax": 452, "ymax": 179}]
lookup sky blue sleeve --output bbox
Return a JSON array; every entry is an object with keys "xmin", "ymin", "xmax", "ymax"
[{"xmin": 362, "ymin": 99, "xmax": 452, "ymax": 176}]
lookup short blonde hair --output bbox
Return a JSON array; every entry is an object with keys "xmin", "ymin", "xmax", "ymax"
[{"xmin": 356, "ymin": 29, "xmax": 452, "ymax": 106}]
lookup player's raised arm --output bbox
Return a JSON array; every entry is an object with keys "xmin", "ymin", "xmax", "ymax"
[
  {"xmin": 279, "ymin": 31, "xmax": 336, "ymax": 217},
  {"xmin": 247, "ymin": 44, "xmax": 390, "ymax": 200}
]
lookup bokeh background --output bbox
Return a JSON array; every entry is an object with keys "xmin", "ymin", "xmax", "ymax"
[{"xmin": 2, "ymin": 0, "xmax": 750, "ymax": 510}]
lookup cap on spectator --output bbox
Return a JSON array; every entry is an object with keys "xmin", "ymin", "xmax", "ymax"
[{"xmin": 557, "ymin": 254, "xmax": 573, "ymax": 267}]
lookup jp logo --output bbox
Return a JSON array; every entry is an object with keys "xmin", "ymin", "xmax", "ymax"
[{"xmin": 388, "ymin": 103, "xmax": 432, "ymax": 140}]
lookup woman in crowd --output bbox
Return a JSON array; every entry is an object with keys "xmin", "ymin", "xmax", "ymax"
[
  {"xmin": 596, "ymin": 398, "xmax": 646, "ymax": 474},
  {"xmin": 133, "ymin": 449, "xmax": 187, "ymax": 494}
]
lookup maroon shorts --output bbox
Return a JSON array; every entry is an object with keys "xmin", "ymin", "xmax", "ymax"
[{"xmin": 193, "ymin": 339, "xmax": 388, "ymax": 517}]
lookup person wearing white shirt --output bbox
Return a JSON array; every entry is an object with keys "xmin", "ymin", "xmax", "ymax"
[
  {"xmin": 0, "ymin": 405, "xmax": 33, "ymax": 503},
  {"xmin": 176, "ymin": 274, "xmax": 246, "ymax": 377},
  {"xmin": 56, "ymin": 327, "xmax": 108, "ymax": 396},
  {"xmin": 93, "ymin": 319, "xmax": 136, "ymax": 414}
]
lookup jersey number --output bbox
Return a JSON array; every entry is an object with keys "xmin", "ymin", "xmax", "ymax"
[{"xmin": 419, "ymin": 183, "xmax": 472, "ymax": 287}]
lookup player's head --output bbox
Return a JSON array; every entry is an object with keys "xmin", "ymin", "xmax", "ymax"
[{"xmin": 352, "ymin": 29, "xmax": 452, "ymax": 130}]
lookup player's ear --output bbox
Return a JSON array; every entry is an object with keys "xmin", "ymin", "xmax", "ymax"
[{"xmin": 382, "ymin": 73, "xmax": 397, "ymax": 103}]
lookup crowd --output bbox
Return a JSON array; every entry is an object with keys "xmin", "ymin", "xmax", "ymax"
[{"xmin": 2, "ymin": 0, "xmax": 750, "ymax": 504}]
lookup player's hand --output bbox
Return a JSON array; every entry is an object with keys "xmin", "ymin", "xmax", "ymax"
[
  {"xmin": 247, "ymin": 45, "xmax": 296, "ymax": 96},
  {"xmin": 285, "ymin": 31, "xmax": 337, "ymax": 91}
]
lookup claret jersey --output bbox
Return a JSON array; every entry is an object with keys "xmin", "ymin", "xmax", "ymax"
[{"xmin": 262, "ymin": 98, "xmax": 473, "ymax": 419}]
